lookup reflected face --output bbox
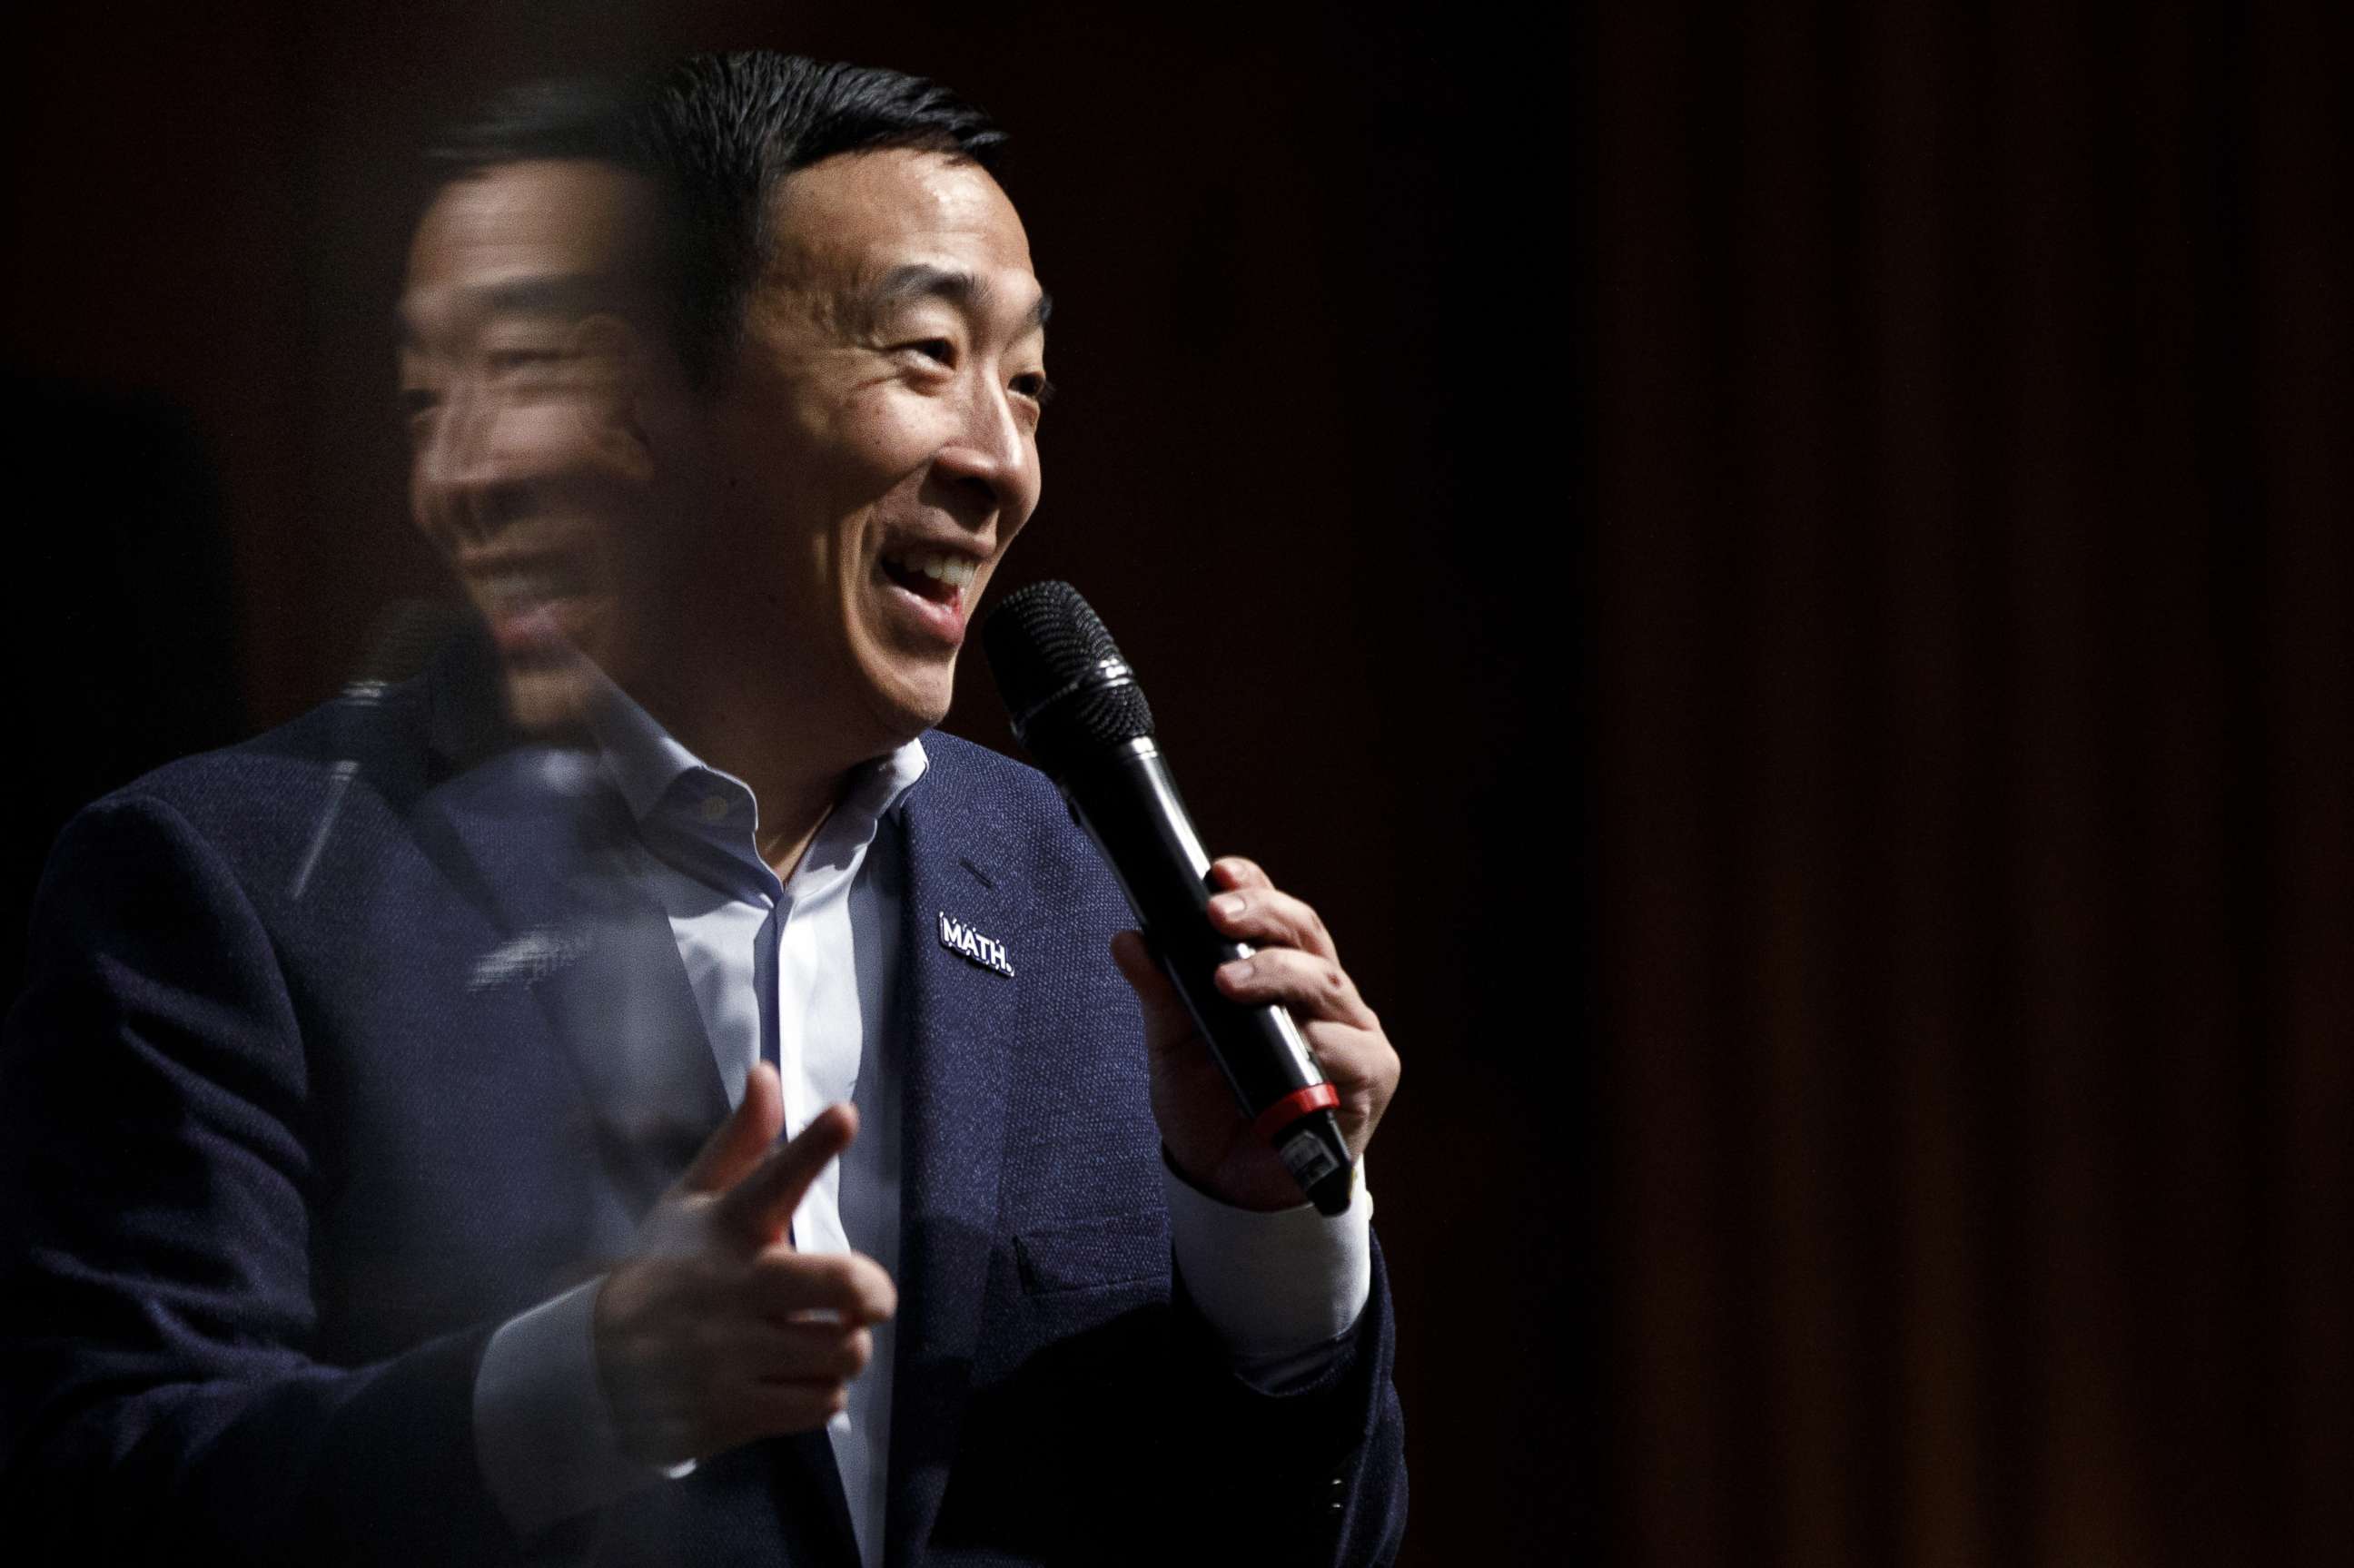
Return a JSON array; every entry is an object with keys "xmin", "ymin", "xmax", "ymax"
[
  {"xmin": 398, "ymin": 159, "xmax": 661, "ymax": 734},
  {"xmin": 687, "ymin": 148, "xmax": 1050, "ymax": 753}
]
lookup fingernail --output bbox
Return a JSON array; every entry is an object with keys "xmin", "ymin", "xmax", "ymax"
[
  {"xmin": 1212, "ymin": 893, "xmax": 1245, "ymax": 921},
  {"xmin": 1223, "ymin": 957, "xmax": 1256, "ymax": 984}
]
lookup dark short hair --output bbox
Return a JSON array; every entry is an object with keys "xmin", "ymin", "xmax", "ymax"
[
  {"xmin": 425, "ymin": 75, "xmax": 650, "ymax": 180},
  {"xmin": 416, "ymin": 77, "xmax": 675, "ymax": 334},
  {"xmin": 422, "ymin": 56, "xmax": 1006, "ymax": 386},
  {"xmin": 641, "ymin": 53, "xmax": 1009, "ymax": 385}
]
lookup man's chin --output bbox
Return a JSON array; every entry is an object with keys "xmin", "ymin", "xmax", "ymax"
[
  {"xmin": 859, "ymin": 662, "xmax": 957, "ymax": 748},
  {"xmin": 500, "ymin": 663, "xmax": 600, "ymax": 741}
]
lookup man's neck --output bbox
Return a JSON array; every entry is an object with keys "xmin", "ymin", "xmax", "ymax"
[
  {"xmin": 745, "ymin": 767, "xmax": 840, "ymax": 883},
  {"xmin": 615, "ymin": 661, "xmax": 883, "ymax": 883}
]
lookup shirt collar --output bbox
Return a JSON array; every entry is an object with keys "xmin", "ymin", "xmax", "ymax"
[
  {"xmin": 581, "ymin": 672, "xmax": 701, "ymax": 824},
  {"xmin": 582, "ymin": 666, "xmax": 929, "ymax": 843}
]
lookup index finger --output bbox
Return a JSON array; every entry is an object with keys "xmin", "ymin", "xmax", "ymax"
[
  {"xmin": 1208, "ymin": 882, "xmax": 1340, "ymax": 965},
  {"xmin": 713, "ymin": 1102, "xmax": 857, "ymax": 1247},
  {"xmin": 1209, "ymin": 856, "xmax": 1272, "ymax": 893}
]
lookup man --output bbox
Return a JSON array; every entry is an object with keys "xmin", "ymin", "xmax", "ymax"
[{"xmin": 0, "ymin": 55, "xmax": 1404, "ymax": 1565}]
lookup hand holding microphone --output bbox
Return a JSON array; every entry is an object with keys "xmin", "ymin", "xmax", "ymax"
[
  {"xmin": 1111, "ymin": 855, "xmax": 1399, "ymax": 1213},
  {"xmin": 984, "ymin": 582, "xmax": 1400, "ymax": 1214}
]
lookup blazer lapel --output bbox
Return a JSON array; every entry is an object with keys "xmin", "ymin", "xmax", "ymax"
[
  {"xmin": 410, "ymin": 642, "xmax": 856, "ymax": 1560},
  {"xmin": 885, "ymin": 777, "xmax": 1027, "ymax": 1567},
  {"xmin": 411, "ymin": 744, "xmax": 727, "ymax": 1223}
]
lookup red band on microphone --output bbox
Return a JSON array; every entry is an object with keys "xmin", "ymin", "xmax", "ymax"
[{"xmin": 1251, "ymin": 1081, "xmax": 1340, "ymax": 1145}]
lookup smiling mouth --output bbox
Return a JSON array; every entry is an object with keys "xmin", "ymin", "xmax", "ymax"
[
  {"xmin": 457, "ymin": 557, "xmax": 598, "ymax": 657},
  {"xmin": 878, "ymin": 548, "xmax": 978, "ymax": 604}
]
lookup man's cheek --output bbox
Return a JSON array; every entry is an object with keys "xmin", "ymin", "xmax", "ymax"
[
  {"xmin": 408, "ymin": 466, "xmax": 460, "ymax": 553},
  {"xmin": 480, "ymin": 399, "xmax": 611, "ymax": 478}
]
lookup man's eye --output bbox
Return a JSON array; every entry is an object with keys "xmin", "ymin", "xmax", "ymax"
[
  {"xmin": 1011, "ymin": 372, "xmax": 1054, "ymax": 407},
  {"xmin": 901, "ymin": 339, "xmax": 955, "ymax": 367},
  {"xmin": 401, "ymin": 389, "xmax": 440, "ymax": 428},
  {"xmin": 485, "ymin": 348, "xmax": 562, "ymax": 374}
]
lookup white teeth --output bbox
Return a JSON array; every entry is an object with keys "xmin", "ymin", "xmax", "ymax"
[{"xmin": 891, "ymin": 551, "xmax": 977, "ymax": 589}]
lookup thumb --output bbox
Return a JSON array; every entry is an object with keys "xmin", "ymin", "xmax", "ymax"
[
  {"xmin": 713, "ymin": 1101, "xmax": 858, "ymax": 1247},
  {"xmin": 678, "ymin": 1062, "xmax": 785, "ymax": 1197}
]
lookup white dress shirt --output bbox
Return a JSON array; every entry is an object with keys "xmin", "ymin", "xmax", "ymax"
[{"xmin": 471, "ymin": 683, "xmax": 1373, "ymax": 1563}]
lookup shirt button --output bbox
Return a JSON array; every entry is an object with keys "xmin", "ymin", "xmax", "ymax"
[{"xmin": 697, "ymin": 794, "xmax": 730, "ymax": 824}]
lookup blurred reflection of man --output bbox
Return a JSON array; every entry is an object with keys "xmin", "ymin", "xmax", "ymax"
[
  {"xmin": 0, "ymin": 56, "xmax": 1405, "ymax": 1568},
  {"xmin": 396, "ymin": 87, "xmax": 668, "ymax": 739}
]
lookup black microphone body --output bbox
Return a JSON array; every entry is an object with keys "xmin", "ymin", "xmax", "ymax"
[{"xmin": 984, "ymin": 583, "xmax": 1355, "ymax": 1216}]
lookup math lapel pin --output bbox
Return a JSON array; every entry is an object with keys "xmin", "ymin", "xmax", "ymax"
[{"xmin": 937, "ymin": 912, "xmax": 1016, "ymax": 979}]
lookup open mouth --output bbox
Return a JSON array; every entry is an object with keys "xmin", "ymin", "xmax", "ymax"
[
  {"xmin": 878, "ymin": 548, "xmax": 977, "ymax": 605},
  {"xmin": 462, "ymin": 557, "xmax": 596, "ymax": 658}
]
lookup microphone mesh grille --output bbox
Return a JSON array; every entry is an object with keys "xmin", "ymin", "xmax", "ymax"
[{"xmin": 983, "ymin": 581, "xmax": 1155, "ymax": 767}]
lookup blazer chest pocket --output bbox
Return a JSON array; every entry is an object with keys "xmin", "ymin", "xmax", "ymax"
[{"xmin": 1013, "ymin": 1211, "xmax": 1168, "ymax": 1295}]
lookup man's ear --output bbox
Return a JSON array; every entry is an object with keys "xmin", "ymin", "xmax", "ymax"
[{"xmin": 569, "ymin": 313, "xmax": 660, "ymax": 484}]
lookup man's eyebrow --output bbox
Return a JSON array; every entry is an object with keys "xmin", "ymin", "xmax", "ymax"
[
  {"xmin": 478, "ymin": 275, "xmax": 610, "ymax": 317},
  {"xmin": 867, "ymin": 263, "xmax": 1053, "ymax": 330},
  {"xmin": 396, "ymin": 273, "xmax": 611, "ymax": 341}
]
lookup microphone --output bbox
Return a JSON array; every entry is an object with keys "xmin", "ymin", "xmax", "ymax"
[
  {"xmin": 983, "ymin": 581, "xmax": 1355, "ymax": 1217},
  {"xmin": 288, "ymin": 597, "xmax": 471, "ymax": 901}
]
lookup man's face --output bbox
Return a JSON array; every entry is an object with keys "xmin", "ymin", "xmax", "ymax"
[
  {"xmin": 680, "ymin": 148, "xmax": 1049, "ymax": 755},
  {"xmin": 399, "ymin": 159, "xmax": 662, "ymax": 734}
]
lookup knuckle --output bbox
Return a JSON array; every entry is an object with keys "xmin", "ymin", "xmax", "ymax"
[
  {"xmin": 687, "ymin": 1315, "xmax": 730, "ymax": 1367},
  {"xmin": 816, "ymin": 1254, "xmax": 860, "ymax": 1296},
  {"xmin": 764, "ymin": 1251, "xmax": 806, "ymax": 1284},
  {"xmin": 849, "ymin": 1257, "xmax": 898, "ymax": 1317}
]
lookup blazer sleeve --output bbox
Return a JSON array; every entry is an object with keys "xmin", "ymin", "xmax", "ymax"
[
  {"xmin": 936, "ymin": 1230, "xmax": 1407, "ymax": 1566},
  {"xmin": 0, "ymin": 793, "xmax": 520, "ymax": 1566},
  {"xmin": 1164, "ymin": 1234, "xmax": 1408, "ymax": 1566}
]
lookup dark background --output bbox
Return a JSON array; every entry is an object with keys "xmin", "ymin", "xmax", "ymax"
[
  {"xmin": 5, "ymin": 3, "xmax": 1577, "ymax": 1564},
  {"xmin": 36, "ymin": 2, "xmax": 2353, "ymax": 1565},
  {"xmin": 1596, "ymin": 4, "xmax": 2352, "ymax": 1566}
]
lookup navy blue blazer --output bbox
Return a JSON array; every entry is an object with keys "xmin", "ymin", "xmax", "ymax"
[{"xmin": 0, "ymin": 644, "xmax": 1405, "ymax": 1566}]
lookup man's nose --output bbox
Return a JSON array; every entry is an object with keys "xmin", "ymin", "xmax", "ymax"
[
  {"xmin": 931, "ymin": 374, "xmax": 1038, "ymax": 523},
  {"xmin": 413, "ymin": 382, "xmax": 476, "ymax": 519},
  {"xmin": 412, "ymin": 383, "xmax": 518, "ymax": 546}
]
